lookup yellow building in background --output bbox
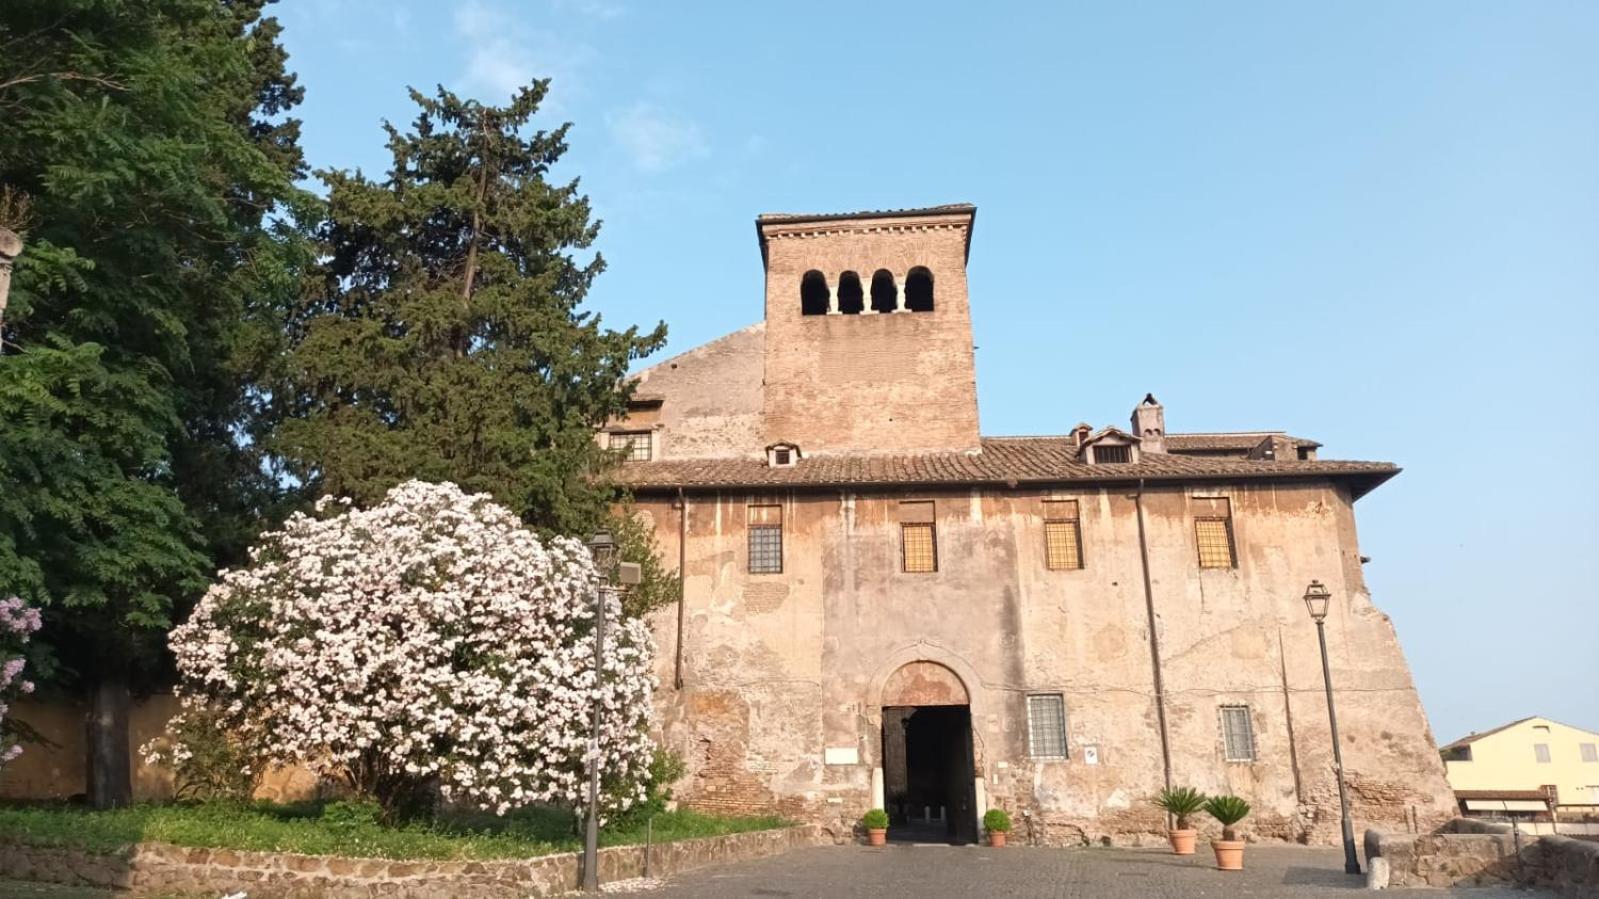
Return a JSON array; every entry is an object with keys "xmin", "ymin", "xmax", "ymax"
[{"xmin": 1441, "ymin": 716, "xmax": 1599, "ymax": 829}]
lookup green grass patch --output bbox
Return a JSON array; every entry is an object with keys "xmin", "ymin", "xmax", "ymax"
[{"xmin": 0, "ymin": 801, "xmax": 791, "ymax": 862}]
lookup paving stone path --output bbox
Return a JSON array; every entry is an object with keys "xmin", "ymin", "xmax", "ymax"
[{"xmin": 635, "ymin": 843, "xmax": 1550, "ymax": 898}]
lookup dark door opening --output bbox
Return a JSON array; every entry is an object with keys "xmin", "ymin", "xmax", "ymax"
[{"xmin": 881, "ymin": 705, "xmax": 978, "ymax": 844}]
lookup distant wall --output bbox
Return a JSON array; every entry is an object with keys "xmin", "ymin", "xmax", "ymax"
[
  {"xmin": 0, "ymin": 696, "xmax": 315, "ymax": 803},
  {"xmin": 1365, "ymin": 819, "xmax": 1599, "ymax": 896}
]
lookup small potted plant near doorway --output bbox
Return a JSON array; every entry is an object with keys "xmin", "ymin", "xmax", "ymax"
[
  {"xmin": 1152, "ymin": 786, "xmax": 1207, "ymax": 855},
  {"xmin": 862, "ymin": 808, "xmax": 889, "ymax": 846},
  {"xmin": 983, "ymin": 809, "xmax": 1012, "ymax": 847},
  {"xmin": 1203, "ymin": 794, "xmax": 1251, "ymax": 871}
]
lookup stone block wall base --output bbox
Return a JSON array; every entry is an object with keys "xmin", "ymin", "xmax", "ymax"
[{"xmin": 0, "ymin": 825, "xmax": 823, "ymax": 898}]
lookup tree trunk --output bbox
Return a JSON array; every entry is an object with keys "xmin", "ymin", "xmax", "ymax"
[{"xmin": 86, "ymin": 675, "xmax": 132, "ymax": 809}]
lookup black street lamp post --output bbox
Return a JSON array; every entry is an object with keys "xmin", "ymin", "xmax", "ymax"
[
  {"xmin": 1304, "ymin": 579, "xmax": 1361, "ymax": 875},
  {"xmin": 582, "ymin": 533, "xmax": 640, "ymax": 892}
]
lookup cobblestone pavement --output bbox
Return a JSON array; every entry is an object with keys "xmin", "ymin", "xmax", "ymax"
[{"xmin": 636, "ymin": 844, "xmax": 1550, "ymax": 898}]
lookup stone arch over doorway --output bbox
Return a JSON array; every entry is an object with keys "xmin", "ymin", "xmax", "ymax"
[
  {"xmin": 873, "ymin": 649, "xmax": 983, "ymax": 844},
  {"xmin": 881, "ymin": 661, "xmax": 968, "ymax": 707},
  {"xmin": 868, "ymin": 642, "xmax": 986, "ymax": 721}
]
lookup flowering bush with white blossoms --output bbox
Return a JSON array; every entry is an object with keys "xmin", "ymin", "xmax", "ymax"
[
  {"xmin": 0, "ymin": 596, "xmax": 42, "ymax": 768},
  {"xmin": 162, "ymin": 480, "xmax": 656, "ymax": 820}
]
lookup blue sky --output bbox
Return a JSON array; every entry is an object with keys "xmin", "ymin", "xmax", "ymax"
[{"xmin": 276, "ymin": 1, "xmax": 1598, "ymax": 743}]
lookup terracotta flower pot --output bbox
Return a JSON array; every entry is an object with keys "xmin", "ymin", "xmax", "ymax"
[
  {"xmin": 1168, "ymin": 828, "xmax": 1197, "ymax": 855},
  {"xmin": 988, "ymin": 831, "xmax": 1007, "ymax": 848},
  {"xmin": 1211, "ymin": 839, "xmax": 1245, "ymax": 870},
  {"xmin": 867, "ymin": 827, "xmax": 887, "ymax": 846}
]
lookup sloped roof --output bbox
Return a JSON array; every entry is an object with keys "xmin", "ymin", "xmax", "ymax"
[
  {"xmin": 1441, "ymin": 716, "xmax": 1599, "ymax": 751},
  {"xmin": 611, "ymin": 436, "xmax": 1398, "ymax": 498},
  {"xmin": 756, "ymin": 204, "xmax": 976, "ymax": 225},
  {"xmin": 1166, "ymin": 432, "xmax": 1322, "ymax": 452}
]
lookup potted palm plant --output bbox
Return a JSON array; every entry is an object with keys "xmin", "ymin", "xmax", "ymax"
[
  {"xmin": 1202, "ymin": 795, "xmax": 1251, "ymax": 870},
  {"xmin": 983, "ymin": 808, "xmax": 1012, "ymax": 847},
  {"xmin": 862, "ymin": 808, "xmax": 889, "ymax": 846},
  {"xmin": 1151, "ymin": 787, "xmax": 1207, "ymax": 855}
]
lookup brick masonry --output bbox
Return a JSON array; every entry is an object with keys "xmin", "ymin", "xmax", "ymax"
[{"xmin": 0, "ymin": 825, "xmax": 822, "ymax": 898}]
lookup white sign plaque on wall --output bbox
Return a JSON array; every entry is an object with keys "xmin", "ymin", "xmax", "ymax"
[
  {"xmin": 824, "ymin": 746, "xmax": 859, "ymax": 766},
  {"xmin": 1083, "ymin": 744, "xmax": 1100, "ymax": 766}
]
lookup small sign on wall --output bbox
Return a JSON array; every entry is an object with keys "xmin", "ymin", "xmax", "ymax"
[
  {"xmin": 824, "ymin": 746, "xmax": 859, "ymax": 766},
  {"xmin": 1083, "ymin": 744, "xmax": 1100, "ymax": 766}
]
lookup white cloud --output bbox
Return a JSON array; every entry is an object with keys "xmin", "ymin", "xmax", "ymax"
[
  {"xmin": 551, "ymin": 0, "xmax": 625, "ymax": 19},
  {"xmin": 607, "ymin": 102, "xmax": 709, "ymax": 173},
  {"xmin": 453, "ymin": 1, "xmax": 593, "ymax": 104}
]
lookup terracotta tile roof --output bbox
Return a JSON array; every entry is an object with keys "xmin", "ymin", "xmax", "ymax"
[
  {"xmin": 756, "ymin": 204, "xmax": 975, "ymax": 225},
  {"xmin": 1165, "ymin": 432, "xmax": 1322, "ymax": 452},
  {"xmin": 611, "ymin": 436, "xmax": 1398, "ymax": 497}
]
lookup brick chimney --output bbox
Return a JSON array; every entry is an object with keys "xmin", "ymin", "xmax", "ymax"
[{"xmin": 1131, "ymin": 393, "xmax": 1166, "ymax": 454}]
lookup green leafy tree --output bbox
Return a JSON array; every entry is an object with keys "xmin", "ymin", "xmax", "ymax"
[
  {"xmin": 0, "ymin": 0, "xmax": 309, "ymax": 807},
  {"xmin": 272, "ymin": 83, "xmax": 670, "ymax": 599}
]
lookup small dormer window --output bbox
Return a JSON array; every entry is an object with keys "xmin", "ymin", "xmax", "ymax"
[
  {"xmin": 767, "ymin": 443, "xmax": 800, "ymax": 467},
  {"xmin": 1093, "ymin": 444, "xmax": 1132, "ymax": 464}
]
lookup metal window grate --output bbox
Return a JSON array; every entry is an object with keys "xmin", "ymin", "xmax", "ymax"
[
  {"xmin": 1535, "ymin": 743, "xmax": 1552, "ymax": 764},
  {"xmin": 1094, "ymin": 444, "xmax": 1131, "ymax": 464},
  {"xmin": 1027, "ymin": 694, "xmax": 1068, "ymax": 758},
  {"xmin": 748, "ymin": 525, "xmax": 783, "ymax": 574},
  {"xmin": 1195, "ymin": 517, "xmax": 1235, "ymax": 569},
  {"xmin": 901, "ymin": 522, "xmax": 937, "ymax": 573},
  {"xmin": 1220, "ymin": 705, "xmax": 1257, "ymax": 761},
  {"xmin": 1582, "ymin": 743, "xmax": 1598, "ymax": 763},
  {"xmin": 608, "ymin": 431, "xmax": 652, "ymax": 461},
  {"xmin": 1044, "ymin": 520, "xmax": 1083, "ymax": 570}
]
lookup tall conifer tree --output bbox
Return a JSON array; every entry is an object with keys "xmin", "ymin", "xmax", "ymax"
[
  {"xmin": 274, "ymin": 84, "xmax": 667, "ymax": 543},
  {"xmin": 0, "ymin": 0, "xmax": 309, "ymax": 806}
]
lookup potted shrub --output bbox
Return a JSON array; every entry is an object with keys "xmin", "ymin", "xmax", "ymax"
[
  {"xmin": 862, "ymin": 807, "xmax": 889, "ymax": 846},
  {"xmin": 983, "ymin": 808, "xmax": 1012, "ymax": 847},
  {"xmin": 1151, "ymin": 786, "xmax": 1207, "ymax": 855},
  {"xmin": 1203, "ymin": 795, "xmax": 1251, "ymax": 871}
]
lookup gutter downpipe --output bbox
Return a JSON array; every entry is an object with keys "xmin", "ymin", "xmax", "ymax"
[
  {"xmin": 1135, "ymin": 479, "xmax": 1174, "ymax": 793},
  {"xmin": 673, "ymin": 487, "xmax": 687, "ymax": 690}
]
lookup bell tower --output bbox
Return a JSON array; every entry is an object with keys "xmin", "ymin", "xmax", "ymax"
[{"xmin": 755, "ymin": 205, "xmax": 981, "ymax": 455}]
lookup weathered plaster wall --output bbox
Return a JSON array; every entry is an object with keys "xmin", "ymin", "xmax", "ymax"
[
  {"xmin": 759, "ymin": 213, "xmax": 981, "ymax": 455},
  {"xmin": 641, "ymin": 480, "xmax": 1455, "ymax": 845}
]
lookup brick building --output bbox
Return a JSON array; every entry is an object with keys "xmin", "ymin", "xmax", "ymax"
[{"xmin": 606, "ymin": 204, "xmax": 1454, "ymax": 845}]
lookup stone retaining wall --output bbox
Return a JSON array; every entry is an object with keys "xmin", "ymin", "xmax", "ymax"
[
  {"xmin": 0, "ymin": 824, "xmax": 821, "ymax": 898},
  {"xmin": 1364, "ymin": 818, "xmax": 1599, "ymax": 897}
]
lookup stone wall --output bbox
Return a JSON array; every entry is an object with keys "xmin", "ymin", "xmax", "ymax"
[
  {"xmin": 1364, "ymin": 819, "xmax": 1599, "ymax": 896},
  {"xmin": 642, "ymin": 480, "xmax": 1455, "ymax": 847},
  {"xmin": 0, "ymin": 825, "xmax": 820, "ymax": 898}
]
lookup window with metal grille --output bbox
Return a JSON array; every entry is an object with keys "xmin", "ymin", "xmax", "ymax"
[
  {"xmin": 747, "ymin": 505, "xmax": 782, "ymax": 574},
  {"xmin": 1043, "ymin": 500, "xmax": 1083, "ymax": 570},
  {"xmin": 1220, "ymin": 705, "xmax": 1257, "ymax": 761},
  {"xmin": 1535, "ymin": 743, "xmax": 1552, "ymax": 764},
  {"xmin": 1195, "ymin": 510, "xmax": 1236, "ymax": 569},
  {"xmin": 608, "ymin": 431, "xmax": 652, "ymax": 462},
  {"xmin": 1027, "ymin": 694, "xmax": 1068, "ymax": 758},
  {"xmin": 1582, "ymin": 743, "xmax": 1598, "ymax": 763},
  {"xmin": 901, "ymin": 522, "xmax": 937, "ymax": 573},
  {"xmin": 1093, "ymin": 444, "xmax": 1132, "ymax": 464}
]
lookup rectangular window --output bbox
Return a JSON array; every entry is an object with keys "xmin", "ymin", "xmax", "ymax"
[
  {"xmin": 1043, "ymin": 500, "xmax": 1083, "ymax": 570},
  {"xmin": 1582, "ymin": 743, "xmax": 1598, "ymax": 763},
  {"xmin": 1535, "ymin": 743, "xmax": 1552, "ymax": 764},
  {"xmin": 1194, "ymin": 497, "xmax": 1236, "ymax": 569},
  {"xmin": 608, "ymin": 430, "xmax": 652, "ymax": 462},
  {"xmin": 747, "ymin": 505, "xmax": 782, "ymax": 574},
  {"xmin": 1094, "ymin": 444, "xmax": 1132, "ymax": 464},
  {"xmin": 1220, "ymin": 705, "xmax": 1257, "ymax": 762},
  {"xmin": 1027, "ymin": 694, "xmax": 1068, "ymax": 758},
  {"xmin": 901, "ymin": 523, "xmax": 938, "ymax": 573}
]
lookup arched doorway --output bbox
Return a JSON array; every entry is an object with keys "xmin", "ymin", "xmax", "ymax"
[{"xmin": 880, "ymin": 661, "xmax": 978, "ymax": 844}]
